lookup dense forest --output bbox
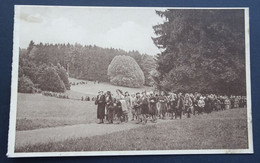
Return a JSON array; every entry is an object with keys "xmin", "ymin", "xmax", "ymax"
[
  {"xmin": 152, "ymin": 9, "xmax": 246, "ymax": 95},
  {"xmin": 18, "ymin": 41, "xmax": 156, "ymax": 92}
]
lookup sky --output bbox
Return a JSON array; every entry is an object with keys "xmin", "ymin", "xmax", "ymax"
[{"xmin": 17, "ymin": 6, "xmax": 165, "ymax": 55}]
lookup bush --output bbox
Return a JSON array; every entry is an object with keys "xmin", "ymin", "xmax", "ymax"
[
  {"xmin": 18, "ymin": 76, "xmax": 35, "ymax": 93},
  {"xmin": 56, "ymin": 66, "xmax": 70, "ymax": 90},
  {"xmin": 38, "ymin": 67, "xmax": 66, "ymax": 92},
  {"xmin": 108, "ymin": 55, "xmax": 145, "ymax": 88},
  {"xmin": 19, "ymin": 58, "xmax": 39, "ymax": 84}
]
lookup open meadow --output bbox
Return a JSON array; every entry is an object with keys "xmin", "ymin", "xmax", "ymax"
[
  {"xmin": 69, "ymin": 78, "xmax": 153, "ymax": 96},
  {"xmin": 15, "ymin": 78, "xmax": 249, "ymax": 152},
  {"xmin": 15, "ymin": 107, "xmax": 248, "ymax": 152},
  {"xmin": 16, "ymin": 78, "xmax": 152, "ymax": 131},
  {"xmin": 16, "ymin": 93, "xmax": 96, "ymax": 131}
]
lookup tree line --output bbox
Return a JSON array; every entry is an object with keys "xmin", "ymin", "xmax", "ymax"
[{"xmin": 18, "ymin": 41, "xmax": 156, "ymax": 92}]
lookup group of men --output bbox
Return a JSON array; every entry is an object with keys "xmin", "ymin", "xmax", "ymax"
[{"xmin": 95, "ymin": 90, "xmax": 247, "ymax": 124}]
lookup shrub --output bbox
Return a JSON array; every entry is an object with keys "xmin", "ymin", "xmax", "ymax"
[
  {"xmin": 38, "ymin": 67, "xmax": 66, "ymax": 92},
  {"xmin": 108, "ymin": 55, "xmax": 145, "ymax": 88},
  {"xmin": 18, "ymin": 76, "xmax": 35, "ymax": 93},
  {"xmin": 56, "ymin": 66, "xmax": 70, "ymax": 90}
]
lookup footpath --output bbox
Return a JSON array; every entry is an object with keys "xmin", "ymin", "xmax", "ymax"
[{"xmin": 15, "ymin": 117, "xmax": 178, "ymax": 149}]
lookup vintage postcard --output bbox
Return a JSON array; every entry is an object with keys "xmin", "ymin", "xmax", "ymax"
[{"xmin": 7, "ymin": 5, "xmax": 253, "ymax": 157}]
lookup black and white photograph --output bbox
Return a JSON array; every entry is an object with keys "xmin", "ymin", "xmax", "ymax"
[{"xmin": 7, "ymin": 5, "xmax": 252, "ymax": 157}]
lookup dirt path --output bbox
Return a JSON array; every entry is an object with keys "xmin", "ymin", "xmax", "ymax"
[{"xmin": 15, "ymin": 118, "xmax": 176, "ymax": 149}]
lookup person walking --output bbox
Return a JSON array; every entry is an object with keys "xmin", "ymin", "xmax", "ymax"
[
  {"xmin": 176, "ymin": 93, "xmax": 184, "ymax": 119},
  {"xmin": 197, "ymin": 96, "xmax": 205, "ymax": 115},
  {"xmin": 105, "ymin": 91, "xmax": 114, "ymax": 124},
  {"xmin": 169, "ymin": 94, "xmax": 177, "ymax": 119},
  {"xmin": 149, "ymin": 92, "xmax": 157, "ymax": 122},
  {"xmin": 134, "ymin": 92, "xmax": 142, "ymax": 124},
  {"xmin": 184, "ymin": 93, "xmax": 193, "ymax": 118},
  {"xmin": 130, "ymin": 94, "xmax": 136, "ymax": 121},
  {"xmin": 158, "ymin": 91, "xmax": 167, "ymax": 119},
  {"xmin": 140, "ymin": 91, "xmax": 149, "ymax": 124},
  {"xmin": 95, "ymin": 90, "xmax": 106, "ymax": 124},
  {"xmin": 224, "ymin": 97, "xmax": 231, "ymax": 110}
]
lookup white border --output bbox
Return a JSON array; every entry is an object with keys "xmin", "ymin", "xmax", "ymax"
[{"xmin": 7, "ymin": 5, "xmax": 253, "ymax": 158}]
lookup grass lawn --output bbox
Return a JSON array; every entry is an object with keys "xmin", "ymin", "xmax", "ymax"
[
  {"xmin": 69, "ymin": 78, "xmax": 153, "ymax": 96},
  {"xmin": 16, "ymin": 79, "xmax": 152, "ymax": 131},
  {"xmin": 15, "ymin": 108, "xmax": 248, "ymax": 152},
  {"xmin": 16, "ymin": 93, "xmax": 97, "ymax": 131}
]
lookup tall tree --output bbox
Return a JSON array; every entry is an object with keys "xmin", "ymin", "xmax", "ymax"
[
  {"xmin": 139, "ymin": 54, "xmax": 156, "ymax": 86},
  {"xmin": 152, "ymin": 9, "xmax": 246, "ymax": 95}
]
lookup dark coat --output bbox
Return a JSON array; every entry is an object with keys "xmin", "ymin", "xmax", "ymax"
[
  {"xmin": 105, "ymin": 95, "xmax": 114, "ymax": 121},
  {"xmin": 204, "ymin": 98, "xmax": 212, "ymax": 113},
  {"xmin": 149, "ymin": 96, "xmax": 157, "ymax": 115},
  {"xmin": 96, "ymin": 94, "xmax": 106, "ymax": 119},
  {"xmin": 141, "ymin": 96, "xmax": 149, "ymax": 114},
  {"xmin": 169, "ymin": 99, "xmax": 177, "ymax": 113},
  {"xmin": 134, "ymin": 97, "xmax": 142, "ymax": 115},
  {"xmin": 115, "ymin": 101, "xmax": 123, "ymax": 118},
  {"xmin": 177, "ymin": 96, "xmax": 184, "ymax": 110}
]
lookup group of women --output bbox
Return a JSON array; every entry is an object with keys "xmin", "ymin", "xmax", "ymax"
[{"xmin": 95, "ymin": 89, "xmax": 247, "ymax": 124}]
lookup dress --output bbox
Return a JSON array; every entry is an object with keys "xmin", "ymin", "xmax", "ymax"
[
  {"xmin": 120, "ymin": 100, "xmax": 128, "ymax": 112},
  {"xmin": 124, "ymin": 96, "xmax": 131, "ymax": 113}
]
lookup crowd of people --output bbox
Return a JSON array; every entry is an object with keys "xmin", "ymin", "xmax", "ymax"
[
  {"xmin": 42, "ymin": 91, "xmax": 69, "ymax": 99},
  {"xmin": 70, "ymin": 80, "xmax": 101, "ymax": 86},
  {"xmin": 42, "ymin": 90, "xmax": 96, "ymax": 102},
  {"xmin": 81, "ymin": 96, "xmax": 90, "ymax": 101},
  {"xmin": 95, "ymin": 90, "xmax": 247, "ymax": 124},
  {"xmin": 70, "ymin": 81, "xmax": 88, "ymax": 86}
]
